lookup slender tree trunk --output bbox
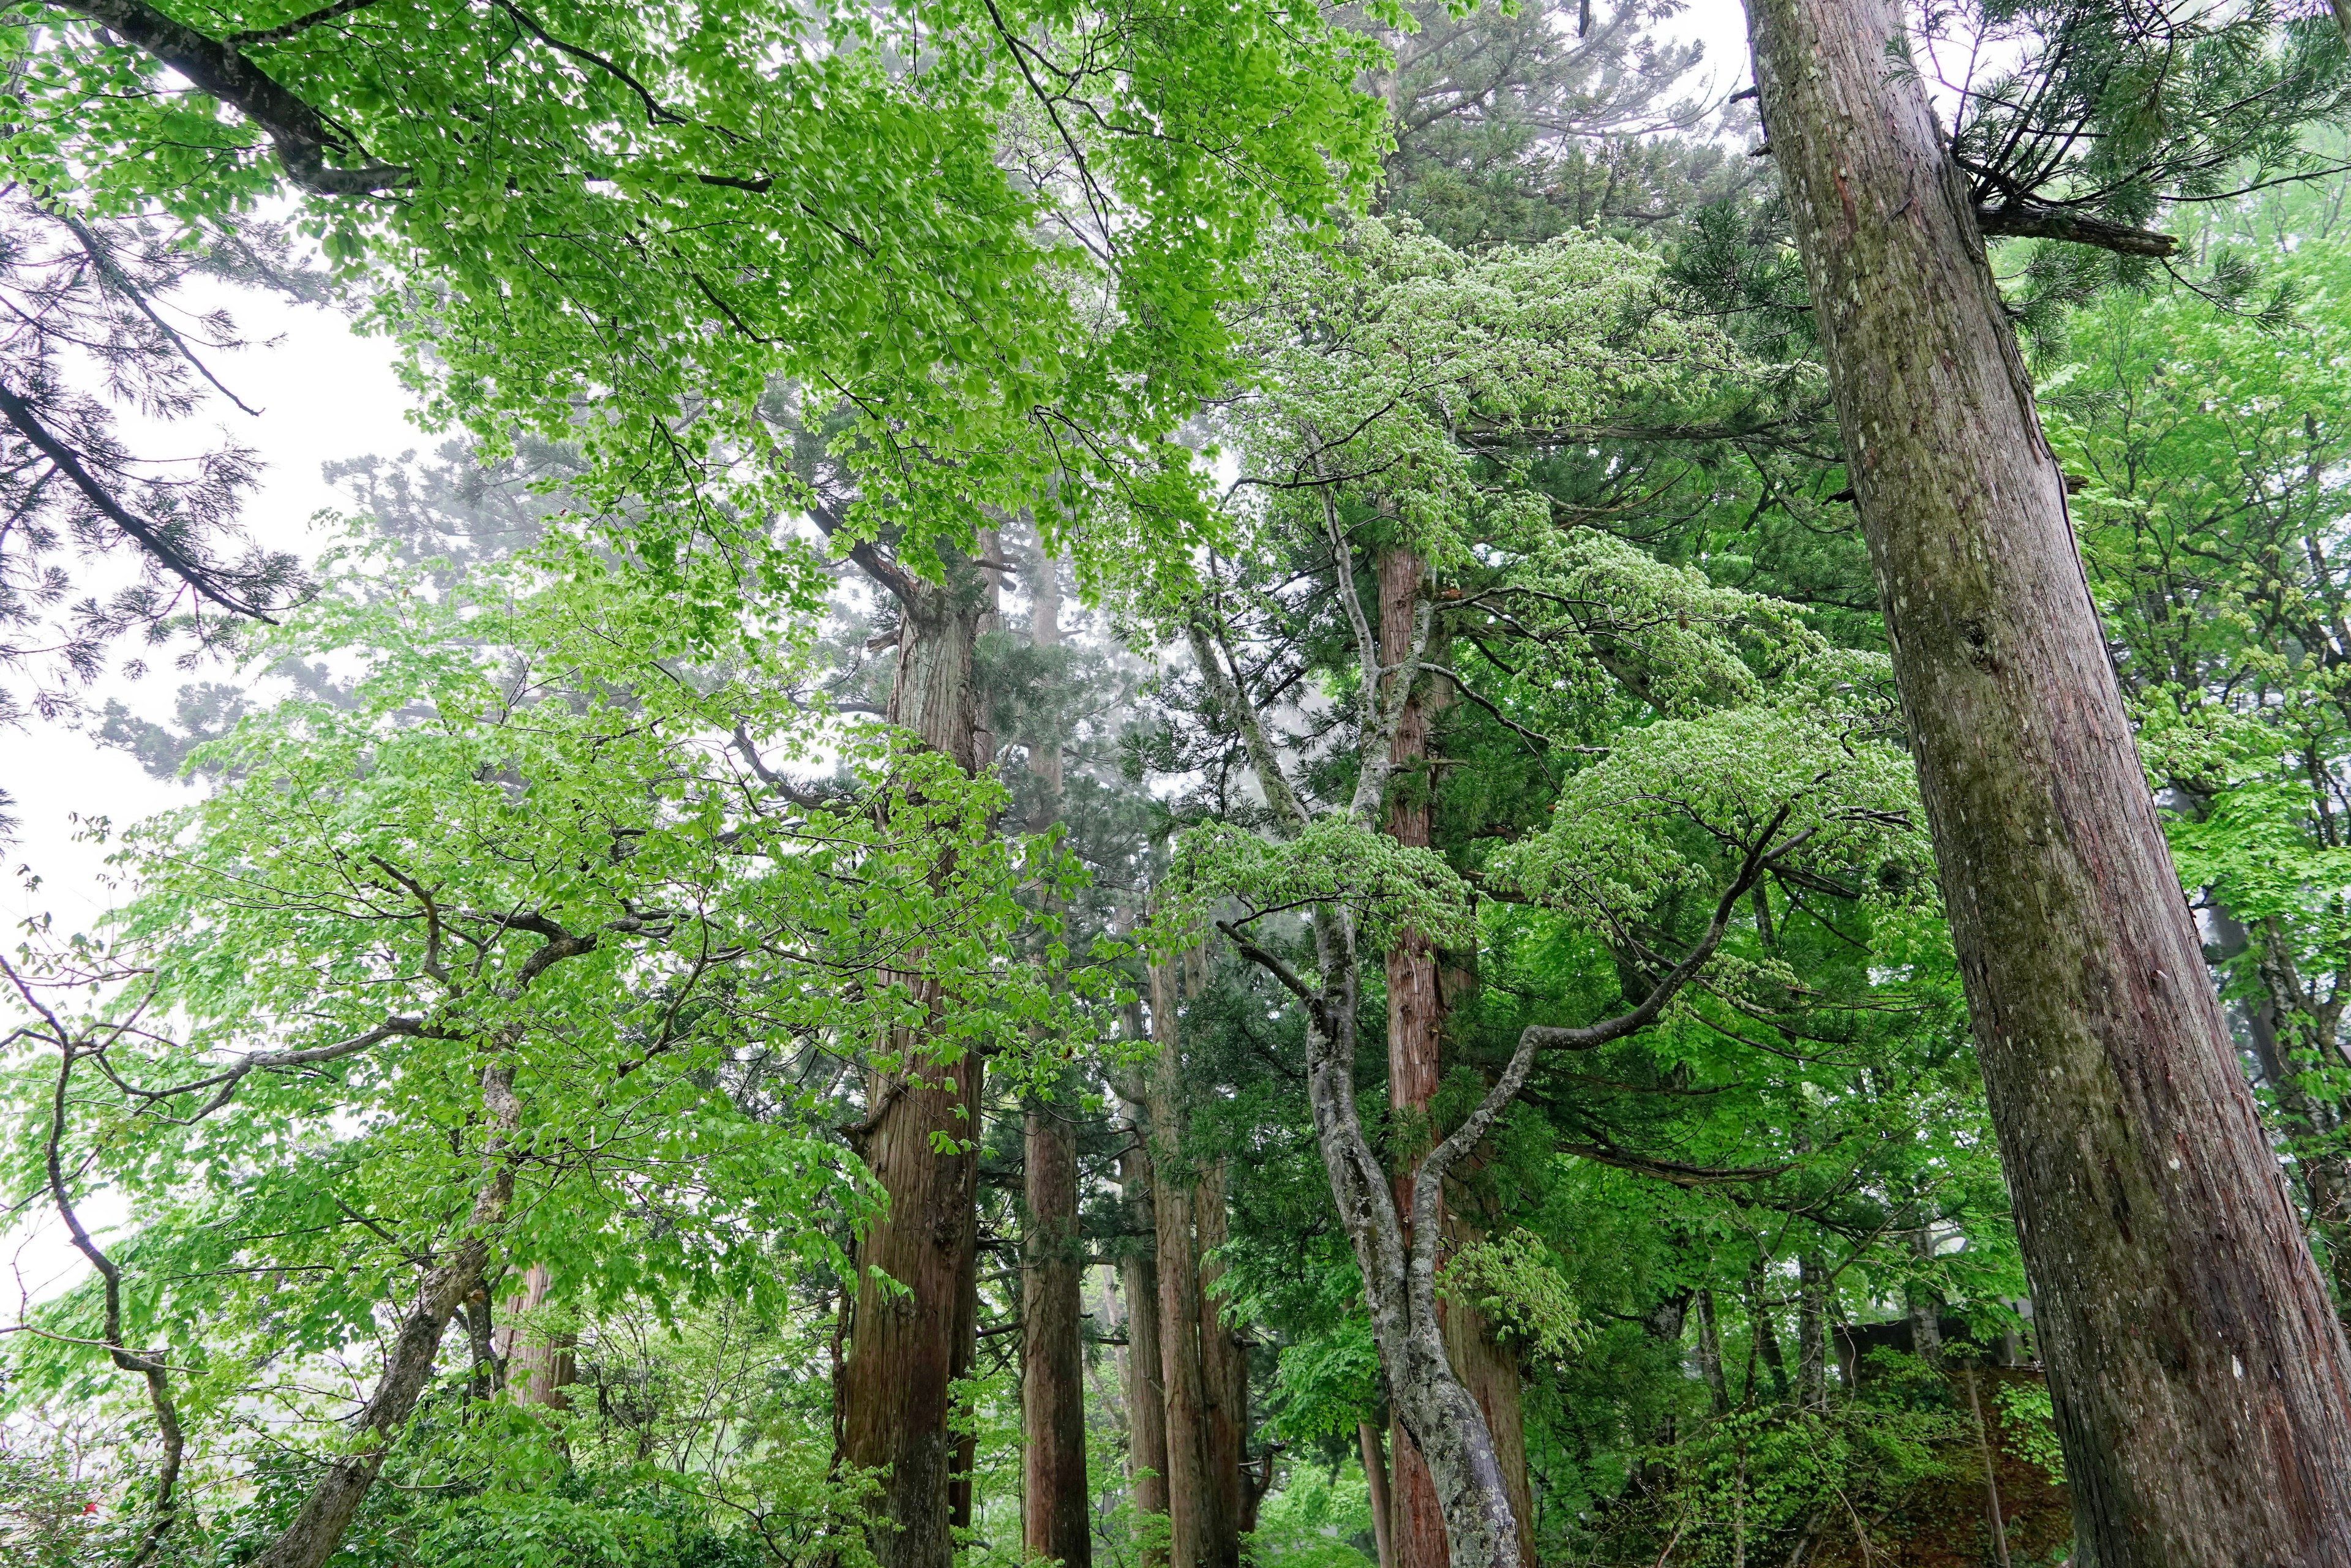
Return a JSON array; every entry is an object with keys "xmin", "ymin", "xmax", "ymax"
[
  {"xmin": 840, "ymin": 555, "xmax": 996, "ymax": 1568},
  {"xmin": 1796, "ymin": 1251, "xmax": 1826, "ymax": 1409},
  {"xmin": 1021, "ymin": 547, "xmax": 1092, "ymax": 1568},
  {"xmin": 1193, "ymin": 1158, "xmax": 1248, "ymax": 1566},
  {"xmin": 1146, "ymin": 961, "xmax": 1221, "ymax": 1568},
  {"xmin": 1745, "ymin": 0, "xmax": 2351, "ymax": 1553},
  {"xmin": 1117, "ymin": 1087, "xmax": 1171, "ymax": 1536},
  {"xmin": 1907, "ymin": 1229, "xmax": 1944, "ymax": 1368},
  {"xmin": 252, "ymin": 1064, "xmax": 519, "ymax": 1568},
  {"xmin": 1024, "ymin": 1095, "xmax": 1090, "ymax": 1567},
  {"xmin": 1362, "ymin": 1420, "xmax": 1398, "ymax": 1568},
  {"xmin": 1696, "ymin": 1290, "xmax": 1731, "ymax": 1416},
  {"xmin": 1747, "ymin": 1259, "xmax": 1787, "ymax": 1402}
]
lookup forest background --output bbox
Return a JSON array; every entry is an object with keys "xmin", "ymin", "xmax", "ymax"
[{"xmin": 4, "ymin": 0, "xmax": 2351, "ymax": 1565}]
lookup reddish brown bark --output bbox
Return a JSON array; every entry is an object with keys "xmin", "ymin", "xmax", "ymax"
[
  {"xmin": 1376, "ymin": 547, "xmax": 1531, "ymax": 1567},
  {"xmin": 1745, "ymin": 0, "xmax": 2351, "ymax": 1556},
  {"xmin": 1024, "ymin": 1097, "xmax": 1090, "ymax": 1567},
  {"xmin": 1117, "ymin": 1095, "xmax": 1172, "ymax": 1534},
  {"xmin": 499, "ymin": 1261, "xmax": 576, "ymax": 1409},
  {"xmin": 1146, "ymin": 961, "xmax": 1224, "ymax": 1568},
  {"xmin": 1193, "ymin": 1158, "xmax": 1248, "ymax": 1560},
  {"xmin": 839, "ymin": 556, "xmax": 996, "ymax": 1568}
]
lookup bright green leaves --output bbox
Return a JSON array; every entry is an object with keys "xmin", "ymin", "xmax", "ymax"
[
  {"xmin": 1153, "ymin": 813, "xmax": 1476, "ymax": 956},
  {"xmin": 1438, "ymin": 1227, "xmax": 1590, "ymax": 1365},
  {"xmin": 1214, "ymin": 217, "xmax": 1742, "ymax": 569}
]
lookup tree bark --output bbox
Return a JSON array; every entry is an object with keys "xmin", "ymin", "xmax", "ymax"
[
  {"xmin": 1146, "ymin": 960, "xmax": 1226, "ymax": 1568},
  {"xmin": 1193, "ymin": 1158, "xmax": 1248, "ymax": 1566},
  {"xmin": 500, "ymin": 1261, "xmax": 576, "ymax": 1409},
  {"xmin": 1118, "ymin": 1101, "xmax": 1172, "ymax": 1532},
  {"xmin": 1361, "ymin": 1420, "xmax": 1398, "ymax": 1568},
  {"xmin": 1696, "ymin": 1290, "xmax": 1731, "ymax": 1416},
  {"xmin": 839, "ymin": 555, "xmax": 996, "ymax": 1568},
  {"xmin": 1906, "ymin": 1229, "xmax": 1944, "ymax": 1369},
  {"xmin": 1021, "ymin": 547, "xmax": 1092, "ymax": 1568},
  {"xmin": 1024, "ymin": 1097, "xmax": 1090, "ymax": 1567},
  {"xmin": 1743, "ymin": 0, "xmax": 2351, "ymax": 1555}
]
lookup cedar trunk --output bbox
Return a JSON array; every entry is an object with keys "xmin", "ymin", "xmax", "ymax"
[
  {"xmin": 1023, "ymin": 1101, "xmax": 1090, "ymax": 1567},
  {"xmin": 839, "ymin": 565, "xmax": 993, "ymax": 1568},
  {"xmin": 1193, "ymin": 1158, "xmax": 1249, "ymax": 1558},
  {"xmin": 1020, "ymin": 549, "xmax": 1092, "ymax": 1567},
  {"xmin": 1117, "ymin": 1097, "xmax": 1172, "ymax": 1531},
  {"xmin": 1146, "ymin": 961, "xmax": 1228, "ymax": 1568},
  {"xmin": 1744, "ymin": 0, "xmax": 2351, "ymax": 1555},
  {"xmin": 1377, "ymin": 547, "xmax": 1532, "ymax": 1568}
]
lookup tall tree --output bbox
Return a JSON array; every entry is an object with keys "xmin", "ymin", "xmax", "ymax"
[{"xmin": 1741, "ymin": 0, "xmax": 2351, "ymax": 1556}]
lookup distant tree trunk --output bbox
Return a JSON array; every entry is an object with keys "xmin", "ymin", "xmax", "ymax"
[
  {"xmin": 499, "ymin": 1261, "xmax": 576, "ymax": 1409},
  {"xmin": 1146, "ymin": 960, "xmax": 1221, "ymax": 1568},
  {"xmin": 1696, "ymin": 1291, "xmax": 1731, "ymax": 1416},
  {"xmin": 1906, "ymin": 1230, "xmax": 1944, "ymax": 1369},
  {"xmin": 1746, "ymin": 1259, "xmax": 1786, "ymax": 1402},
  {"xmin": 1193, "ymin": 1158, "xmax": 1248, "ymax": 1564},
  {"xmin": 1021, "ymin": 548, "xmax": 1092, "ymax": 1568},
  {"xmin": 839, "ymin": 549, "xmax": 997, "ymax": 1568},
  {"xmin": 1745, "ymin": 0, "xmax": 2351, "ymax": 1553},
  {"xmin": 1796, "ymin": 1252, "xmax": 1827, "ymax": 1409},
  {"xmin": 1361, "ymin": 1420, "xmax": 1398, "ymax": 1568},
  {"xmin": 1117, "ymin": 1081, "xmax": 1172, "ymax": 1537}
]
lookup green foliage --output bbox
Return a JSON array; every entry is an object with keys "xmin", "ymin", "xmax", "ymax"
[
  {"xmin": 1438, "ymin": 1229, "xmax": 1590, "ymax": 1365},
  {"xmin": 1997, "ymin": 1381, "xmax": 2067, "ymax": 1487}
]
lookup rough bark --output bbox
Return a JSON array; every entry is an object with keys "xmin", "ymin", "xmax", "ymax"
[
  {"xmin": 500, "ymin": 1262, "xmax": 576, "ymax": 1409},
  {"xmin": 1117, "ymin": 1101, "xmax": 1172, "ymax": 1529},
  {"xmin": 1796, "ymin": 1251, "xmax": 1827, "ymax": 1410},
  {"xmin": 1146, "ymin": 961, "xmax": 1224, "ymax": 1568},
  {"xmin": 1024, "ymin": 1095, "xmax": 1090, "ymax": 1567},
  {"xmin": 1696, "ymin": 1290, "xmax": 1732, "ymax": 1416},
  {"xmin": 1361, "ymin": 1420, "xmax": 1398, "ymax": 1568},
  {"xmin": 839, "ymin": 554, "xmax": 996, "ymax": 1568},
  {"xmin": 1906, "ymin": 1230, "xmax": 1944, "ymax": 1370},
  {"xmin": 1744, "ymin": 0, "xmax": 2351, "ymax": 1555},
  {"xmin": 1193, "ymin": 1158, "xmax": 1248, "ymax": 1565},
  {"xmin": 1020, "ymin": 547, "xmax": 1091, "ymax": 1568}
]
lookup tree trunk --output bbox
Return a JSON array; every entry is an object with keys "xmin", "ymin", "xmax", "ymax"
[
  {"xmin": 1796, "ymin": 1251, "xmax": 1827, "ymax": 1409},
  {"xmin": 1117, "ymin": 1077, "xmax": 1171, "ymax": 1535},
  {"xmin": 1147, "ymin": 960, "xmax": 1221, "ymax": 1568},
  {"xmin": 252, "ymin": 1064, "xmax": 519, "ymax": 1568},
  {"xmin": 1361, "ymin": 1420, "xmax": 1398, "ymax": 1568},
  {"xmin": 1696, "ymin": 1290, "xmax": 1731, "ymax": 1416},
  {"xmin": 839, "ymin": 557, "xmax": 996, "ymax": 1568},
  {"xmin": 500, "ymin": 1261, "xmax": 576, "ymax": 1409},
  {"xmin": 1744, "ymin": 0, "xmax": 2351, "ymax": 1553},
  {"xmin": 1746, "ymin": 1258, "xmax": 1787, "ymax": 1402},
  {"xmin": 1024, "ymin": 1096, "xmax": 1090, "ymax": 1567},
  {"xmin": 1020, "ymin": 546, "xmax": 1092, "ymax": 1568},
  {"xmin": 1906, "ymin": 1229, "xmax": 1944, "ymax": 1369},
  {"xmin": 1193, "ymin": 1158, "xmax": 1248, "ymax": 1566}
]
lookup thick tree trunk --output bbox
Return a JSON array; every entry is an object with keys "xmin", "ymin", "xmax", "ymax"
[
  {"xmin": 1907, "ymin": 1229, "xmax": 1944, "ymax": 1369},
  {"xmin": 840, "ymin": 558, "xmax": 996, "ymax": 1568},
  {"xmin": 1024, "ymin": 1097, "xmax": 1090, "ymax": 1567},
  {"xmin": 1378, "ymin": 546, "xmax": 1531, "ymax": 1568},
  {"xmin": 1146, "ymin": 961, "xmax": 1226, "ymax": 1568},
  {"xmin": 1696, "ymin": 1290, "xmax": 1731, "ymax": 1416},
  {"xmin": 1796, "ymin": 1252, "xmax": 1827, "ymax": 1409},
  {"xmin": 500, "ymin": 1261, "xmax": 576, "ymax": 1409},
  {"xmin": 1744, "ymin": 0, "xmax": 2351, "ymax": 1554},
  {"xmin": 1193, "ymin": 1158, "xmax": 1248, "ymax": 1564}
]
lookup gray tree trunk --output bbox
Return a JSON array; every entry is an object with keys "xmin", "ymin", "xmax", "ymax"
[{"xmin": 1744, "ymin": 0, "xmax": 2351, "ymax": 1555}]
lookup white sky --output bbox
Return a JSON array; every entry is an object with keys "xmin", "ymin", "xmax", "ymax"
[{"xmin": 0, "ymin": 0, "xmax": 1756, "ymax": 1307}]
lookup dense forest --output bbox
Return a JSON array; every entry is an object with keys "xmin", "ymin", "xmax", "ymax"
[{"xmin": 6, "ymin": 0, "xmax": 2351, "ymax": 1564}]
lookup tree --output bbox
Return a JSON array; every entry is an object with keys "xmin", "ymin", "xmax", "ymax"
[
  {"xmin": 3, "ymin": 549, "xmax": 1088, "ymax": 1568},
  {"xmin": 1147, "ymin": 220, "xmax": 1935, "ymax": 1567},
  {"xmin": 1741, "ymin": 0, "xmax": 2351, "ymax": 1556}
]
